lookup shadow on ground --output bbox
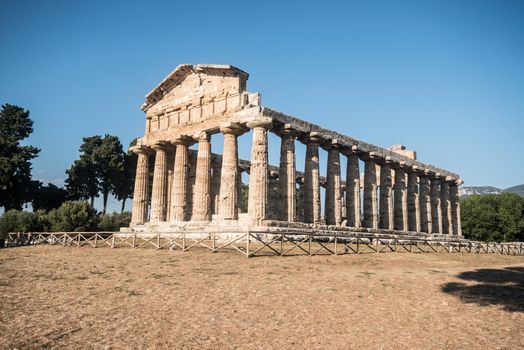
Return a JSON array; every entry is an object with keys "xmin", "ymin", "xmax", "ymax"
[{"xmin": 442, "ymin": 266, "xmax": 524, "ymax": 312}]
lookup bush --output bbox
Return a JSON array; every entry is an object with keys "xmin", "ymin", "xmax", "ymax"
[
  {"xmin": 0, "ymin": 209, "xmax": 45, "ymax": 239},
  {"xmin": 461, "ymin": 193, "xmax": 524, "ymax": 242},
  {"xmin": 98, "ymin": 212, "xmax": 131, "ymax": 231},
  {"xmin": 47, "ymin": 200, "xmax": 99, "ymax": 232}
]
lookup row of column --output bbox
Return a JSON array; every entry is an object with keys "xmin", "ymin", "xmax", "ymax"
[
  {"xmin": 131, "ymin": 121, "xmax": 461, "ymax": 236},
  {"xmin": 131, "ymin": 121, "xmax": 267, "ymax": 225},
  {"xmin": 269, "ymin": 129, "xmax": 462, "ymax": 236}
]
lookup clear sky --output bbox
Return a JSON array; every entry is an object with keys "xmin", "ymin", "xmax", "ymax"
[{"xmin": 1, "ymin": 0, "xmax": 523, "ymax": 212}]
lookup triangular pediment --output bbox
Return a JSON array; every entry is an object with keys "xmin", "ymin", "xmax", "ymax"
[{"xmin": 142, "ymin": 64, "xmax": 249, "ymax": 112}]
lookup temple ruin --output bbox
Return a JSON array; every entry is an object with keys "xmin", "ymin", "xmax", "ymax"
[{"xmin": 122, "ymin": 64, "xmax": 463, "ymax": 241}]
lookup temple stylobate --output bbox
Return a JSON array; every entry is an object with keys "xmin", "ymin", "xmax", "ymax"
[{"xmin": 123, "ymin": 64, "xmax": 463, "ymax": 240}]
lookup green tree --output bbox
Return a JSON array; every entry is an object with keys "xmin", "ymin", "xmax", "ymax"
[
  {"xmin": 461, "ymin": 193, "xmax": 524, "ymax": 242},
  {"xmin": 66, "ymin": 135, "xmax": 127, "ymax": 214},
  {"xmin": 98, "ymin": 211, "xmax": 131, "ymax": 231},
  {"xmin": 32, "ymin": 182, "xmax": 68, "ymax": 211},
  {"xmin": 47, "ymin": 200, "xmax": 99, "ymax": 232},
  {"xmin": 0, "ymin": 104, "xmax": 40, "ymax": 210},
  {"xmin": 95, "ymin": 135, "xmax": 125, "ymax": 214},
  {"xmin": 65, "ymin": 136, "xmax": 102, "ymax": 206},
  {"xmin": 114, "ymin": 139, "xmax": 137, "ymax": 213},
  {"xmin": 0, "ymin": 209, "xmax": 45, "ymax": 241}
]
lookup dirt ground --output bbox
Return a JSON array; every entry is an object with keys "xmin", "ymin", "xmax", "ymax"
[{"xmin": 0, "ymin": 246, "xmax": 523, "ymax": 350}]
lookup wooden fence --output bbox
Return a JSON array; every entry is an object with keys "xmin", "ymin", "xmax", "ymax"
[{"xmin": 5, "ymin": 231, "xmax": 524, "ymax": 258}]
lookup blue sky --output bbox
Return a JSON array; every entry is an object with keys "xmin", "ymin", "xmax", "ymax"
[{"xmin": 1, "ymin": 0, "xmax": 523, "ymax": 212}]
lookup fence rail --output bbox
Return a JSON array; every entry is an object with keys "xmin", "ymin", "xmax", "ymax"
[{"xmin": 4, "ymin": 231, "xmax": 524, "ymax": 258}]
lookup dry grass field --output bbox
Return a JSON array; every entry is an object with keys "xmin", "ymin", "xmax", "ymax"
[{"xmin": 0, "ymin": 245, "xmax": 523, "ymax": 350}]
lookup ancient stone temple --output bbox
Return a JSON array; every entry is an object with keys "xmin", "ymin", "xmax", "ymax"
[{"xmin": 123, "ymin": 64, "xmax": 463, "ymax": 240}]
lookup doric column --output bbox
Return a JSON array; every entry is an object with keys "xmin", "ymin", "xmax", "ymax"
[
  {"xmin": 407, "ymin": 169, "xmax": 419, "ymax": 232},
  {"xmin": 211, "ymin": 162, "xmax": 221, "ymax": 215},
  {"xmin": 296, "ymin": 177, "xmax": 305, "ymax": 222},
  {"xmin": 441, "ymin": 177, "xmax": 453, "ymax": 235},
  {"xmin": 277, "ymin": 126, "xmax": 298, "ymax": 222},
  {"xmin": 192, "ymin": 132, "xmax": 212, "ymax": 221},
  {"xmin": 345, "ymin": 147, "xmax": 361, "ymax": 228},
  {"xmin": 165, "ymin": 153, "xmax": 175, "ymax": 221},
  {"xmin": 247, "ymin": 119, "xmax": 271, "ymax": 223},
  {"xmin": 170, "ymin": 136, "xmax": 194, "ymax": 222},
  {"xmin": 418, "ymin": 173, "xmax": 432, "ymax": 233},
  {"xmin": 303, "ymin": 132, "xmax": 322, "ymax": 224},
  {"xmin": 150, "ymin": 141, "xmax": 170, "ymax": 222},
  {"xmin": 394, "ymin": 163, "xmax": 408, "ymax": 231},
  {"xmin": 451, "ymin": 179, "xmax": 463, "ymax": 237},
  {"xmin": 430, "ymin": 176, "xmax": 443, "ymax": 234},
  {"xmin": 325, "ymin": 140, "xmax": 342, "ymax": 226},
  {"xmin": 130, "ymin": 145, "xmax": 151, "ymax": 225},
  {"xmin": 379, "ymin": 158, "xmax": 394, "ymax": 230},
  {"xmin": 219, "ymin": 123, "xmax": 245, "ymax": 220},
  {"xmin": 363, "ymin": 153, "xmax": 378, "ymax": 229},
  {"xmin": 267, "ymin": 170, "xmax": 279, "ymax": 220},
  {"xmin": 237, "ymin": 168, "xmax": 244, "ymax": 213}
]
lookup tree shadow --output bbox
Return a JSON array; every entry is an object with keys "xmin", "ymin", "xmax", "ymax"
[{"xmin": 441, "ymin": 266, "xmax": 524, "ymax": 312}]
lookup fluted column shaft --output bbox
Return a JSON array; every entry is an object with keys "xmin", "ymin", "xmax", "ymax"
[
  {"xmin": 379, "ymin": 163, "xmax": 394, "ymax": 230},
  {"xmin": 419, "ymin": 176, "xmax": 432, "ymax": 233},
  {"xmin": 304, "ymin": 138, "xmax": 322, "ymax": 223},
  {"xmin": 363, "ymin": 158, "xmax": 378, "ymax": 229},
  {"xmin": 346, "ymin": 153, "xmax": 361, "ymax": 228},
  {"xmin": 219, "ymin": 124, "xmax": 244, "ymax": 220},
  {"xmin": 394, "ymin": 167, "xmax": 408, "ymax": 231},
  {"xmin": 278, "ymin": 131, "xmax": 296, "ymax": 222},
  {"xmin": 247, "ymin": 121, "xmax": 271, "ymax": 223},
  {"xmin": 430, "ymin": 178, "xmax": 442, "ymax": 234},
  {"xmin": 192, "ymin": 133, "xmax": 212, "ymax": 221},
  {"xmin": 170, "ymin": 139, "xmax": 192, "ymax": 222},
  {"xmin": 325, "ymin": 146, "xmax": 342, "ymax": 225},
  {"xmin": 131, "ymin": 148, "xmax": 150, "ymax": 224},
  {"xmin": 450, "ymin": 183, "xmax": 462, "ymax": 236},
  {"xmin": 441, "ymin": 180, "xmax": 452, "ymax": 235},
  {"xmin": 150, "ymin": 144, "xmax": 169, "ymax": 222},
  {"xmin": 407, "ymin": 171, "xmax": 419, "ymax": 232}
]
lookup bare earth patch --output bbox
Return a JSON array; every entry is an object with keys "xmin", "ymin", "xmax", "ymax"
[{"xmin": 0, "ymin": 246, "xmax": 523, "ymax": 349}]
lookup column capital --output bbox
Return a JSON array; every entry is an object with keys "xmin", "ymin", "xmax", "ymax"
[
  {"xmin": 340, "ymin": 144, "xmax": 360, "ymax": 157},
  {"xmin": 192, "ymin": 131, "xmax": 211, "ymax": 142},
  {"xmin": 220, "ymin": 122, "xmax": 247, "ymax": 136},
  {"xmin": 150, "ymin": 140, "xmax": 173, "ymax": 151},
  {"xmin": 362, "ymin": 151, "xmax": 380, "ymax": 161},
  {"xmin": 171, "ymin": 135, "xmax": 195, "ymax": 147},
  {"xmin": 391, "ymin": 160, "xmax": 408, "ymax": 170},
  {"xmin": 246, "ymin": 117, "xmax": 273, "ymax": 130},
  {"xmin": 321, "ymin": 138, "xmax": 342, "ymax": 150},
  {"xmin": 445, "ymin": 175, "xmax": 456, "ymax": 182},
  {"xmin": 405, "ymin": 165, "xmax": 420, "ymax": 174},
  {"xmin": 376, "ymin": 155, "xmax": 392, "ymax": 166},
  {"xmin": 299, "ymin": 131, "xmax": 322, "ymax": 144},
  {"xmin": 455, "ymin": 178, "xmax": 464, "ymax": 186},
  {"xmin": 274, "ymin": 124, "xmax": 300, "ymax": 139},
  {"xmin": 130, "ymin": 144, "xmax": 153, "ymax": 155}
]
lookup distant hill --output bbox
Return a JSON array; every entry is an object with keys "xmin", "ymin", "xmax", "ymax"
[
  {"xmin": 459, "ymin": 186, "xmax": 503, "ymax": 198},
  {"xmin": 459, "ymin": 184, "xmax": 524, "ymax": 198},
  {"xmin": 505, "ymin": 184, "xmax": 524, "ymax": 197}
]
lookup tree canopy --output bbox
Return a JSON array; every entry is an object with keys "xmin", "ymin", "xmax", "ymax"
[
  {"xmin": 0, "ymin": 104, "xmax": 40, "ymax": 210},
  {"xmin": 66, "ymin": 134, "xmax": 135, "ymax": 213},
  {"xmin": 461, "ymin": 193, "xmax": 524, "ymax": 242}
]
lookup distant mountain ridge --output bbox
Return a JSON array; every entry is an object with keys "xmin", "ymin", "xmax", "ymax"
[{"xmin": 459, "ymin": 184, "xmax": 524, "ymax": 198}]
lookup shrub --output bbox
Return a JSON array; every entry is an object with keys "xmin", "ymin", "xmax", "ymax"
[
  {"xmin": 0, "ymin": 209, "xmax": 45, "ymax": 239},
  {"xmin": 47, "ymin": 200, "xmax": 99, "ymax": 232},
  {"xmin": 461, "ymin": 193, "xmax": 524, "ymax": 242},
  {"xmin": 98, "ymin": 212, "xmax": 131, "ymax": 231}
]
